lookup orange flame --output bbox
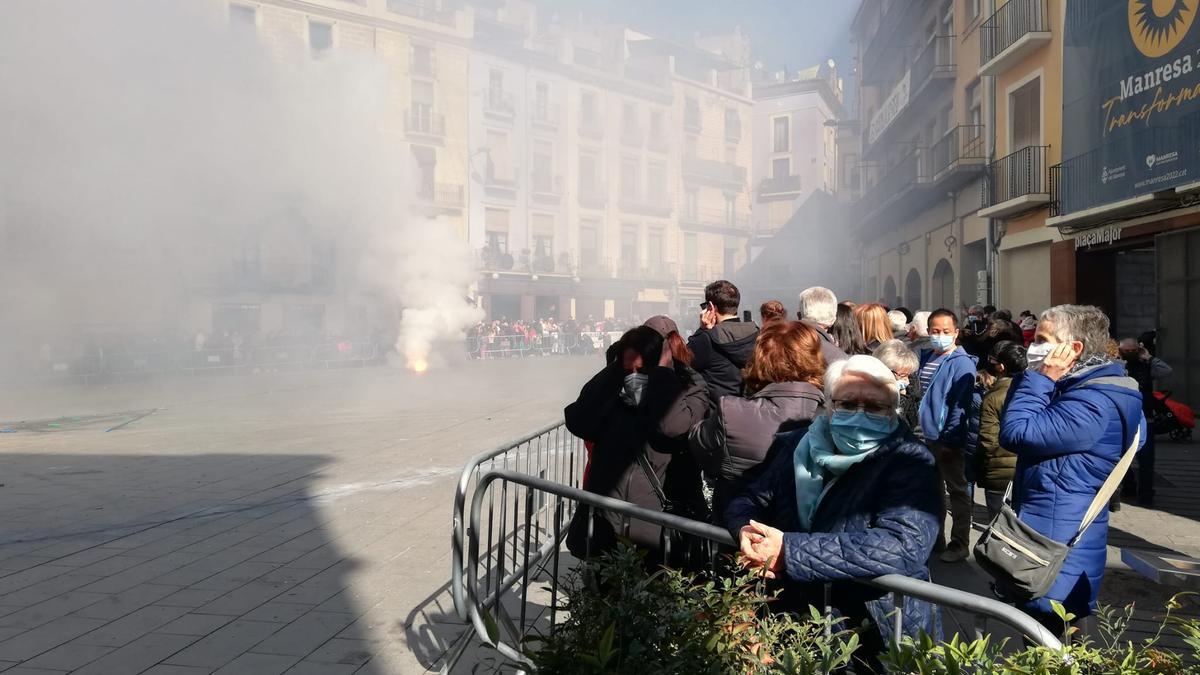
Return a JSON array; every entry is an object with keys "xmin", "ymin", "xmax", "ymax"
[{"xmin": 409, "ymin": 357, "xmax": 429, "ymax": 374}]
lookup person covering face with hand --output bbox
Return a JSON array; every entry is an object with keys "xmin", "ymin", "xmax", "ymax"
[{"xmin": 725, "ymin": 356, "xmax": 940, "ymax": 660}]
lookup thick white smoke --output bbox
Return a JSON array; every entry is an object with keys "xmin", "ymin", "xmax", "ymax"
[{"xmin": 0, "ymin": 0, "xmax": 480, "ymax": 374}]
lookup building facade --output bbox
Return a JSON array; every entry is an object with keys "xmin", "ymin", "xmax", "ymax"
[
  {"xmin": 751, "ymin": 64, "xmax": 844, "ymax": 238},
  {"xmin": 463, "ymin": 1, "xmax": 754, "ymax": 322},
  {"xmin": 211, "ymin": 0, "xmax": 472, "ymax": 341},
  {"xmin": 850, "ymin": 0, "xmax": 991, "ymax": 313}
]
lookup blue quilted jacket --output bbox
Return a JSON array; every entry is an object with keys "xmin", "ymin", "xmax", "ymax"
[
  {"xmin": 724, "ymin": 425, "xmax": 941, "ymax": 642},
  {"xmin": 999, "ymin": 363, "xmax": 1146, "ymax": 617}
]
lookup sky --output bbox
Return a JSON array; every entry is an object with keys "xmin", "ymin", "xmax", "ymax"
[{"xmin": 533, "ymin": 0, "xmax": 859, "ymax": 82}]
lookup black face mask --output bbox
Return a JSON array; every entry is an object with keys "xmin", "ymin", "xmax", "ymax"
[{"xmin": 1120, "ymin": 352, "xmax": 1138, "ymax": 362}]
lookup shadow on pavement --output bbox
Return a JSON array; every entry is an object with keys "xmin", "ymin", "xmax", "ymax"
[{"xmin": 0, "ymin": 452, "xmax": 388, "ymax": 674}]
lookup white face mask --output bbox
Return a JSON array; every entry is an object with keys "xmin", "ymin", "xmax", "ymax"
[
  {"xmin": 620, "ymin": 373, "xmax": 649, "ymax": 407},
  {"xmin": 1025, "ymin": 342, "xmax": 1055, "ymax": 372}
]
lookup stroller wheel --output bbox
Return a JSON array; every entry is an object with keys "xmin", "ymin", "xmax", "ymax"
[{"xmin": 1170, "ymin": 428, "xmax": 1192, "ymax": 443}]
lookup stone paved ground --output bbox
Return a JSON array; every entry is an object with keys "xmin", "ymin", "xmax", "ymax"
[{"xmin": 0, "ymin": 356, "xmax": 599, "ymax": 674}]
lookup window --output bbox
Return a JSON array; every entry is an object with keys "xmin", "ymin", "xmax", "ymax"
[
  {"xmin": 843, "ymin": 153, "xmax": 860, "ymax": 190},
  {"xmin": 412, "ymin": 44, "xmax": 434, "ymax": 76},
  {"xmin": 725, "ymin": 108, "xmax": 741, "ymax": 142},
  {"xmin": 647, "ymin": 163, "xmax": 666, "ymax": 205},
  {"xmin": 621, "ymin": 156, "xmax": 640, "ymax": 199},
  {"xmin": 581, "ymin": 91, "xmax": 597, "ymax": 125},
  {"xmin": 724, "ymin": 248, "xmax": 737, "ymax": 276},
  {"xmin": 684, "ymin": 98, "xmax": 701, "ymax": 129},
  {"xmin": 532, "ymin": 141, "xmax": 553, "ymax": 193},
  {"xmin": 535, "ymin": 82, "xmax": 549, "ymax": 119},
  {"xmin": 650, "ymin": 110, "xmax": 664, "ymax": 139},
  {"xmin": 533, "ymin": 234, "xmax": 554, "ymax": 260},
  {"xmin": 647, "ymin": 229, "xmax": 664, "ymax": 265},
  {"xmin": 772, "ymin": 116, "xmax": 790, "ymax": 153},
  {"xmin": 580, "ymin": 220, "xmax": 600, "ymax": 265},
  {"xmin": 230, "ymin": 4, "xmax": 256, "ymax": 33},
  {"xmin": 772, "ymin": 157, "xmax": 791, "ymax": 180},
  {"xmin": 488, "ymin": 69, "xmax": 505, "ymax": 109},
  {"xmin": 967, "ymin": 80, "xmax": 983, "ymax": 131},
  {"xmin": 683, "ymin": 233, "xmax": 698, "ymax": 276},
  {"xmin": 413, "ymin": 146, "xmax": 436, "ymax": 199},
  {"xmin": 309, "ymin": 20, "xmax": 333, "ymax": 54},
  {"xmin": 620, "ymin": 227, "xmax": 639, "ymax": 270},
  {"xmin": 622, "ymin": 102, "xmax": 639, "ymax": 139},
  {"xmin": 532, "ymin": 214, "xmax": 554, "ymax": 266},
  {"xmin": 685, "ymin": 189, "xmax": 698, "ymax": 219},
  {"xmin": 485, "ymin": 209, "xmax": 509, "ymax": 253},
  {"xmin": 967, "ymin": 0, "xmax": 980, "ymax": 21},
  {"xmin": 579, "ymin": 153, "xmax": 599, "ymax": 194},
  {"xmin": 725, "ymin": 196, "xmax": 736, "ymax": 227},
  {"xmin": 1010, "ymin": 77, "xmax": 1041, "ymax": 149},
  {"xmin": 412, "ymin": 80, "xmax": 434, "ymax": 131},
  {"xmin": 486, "ymin": 130, "xmax": 512, "ymax": 181}
]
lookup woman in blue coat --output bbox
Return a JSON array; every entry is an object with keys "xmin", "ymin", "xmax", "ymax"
[
  {"xmin": 1000, "ymin": 305, "xmax": 1146, "ymax": 630},
  {"xmin": 725, "ymin": 355, "xmax": 941, "ymax": 663}
]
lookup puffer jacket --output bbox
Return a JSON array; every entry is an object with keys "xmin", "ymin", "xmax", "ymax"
[
  {"xmin": 976, "ymin": 376, "xmax": 1017, "ymax": 490},
  {"xmin": 688, "ymin": 381, "xmax": 824, "ymax": 517},
  {"xmin": 724, "ymin": 424, "xmax": 941, "ymax": 646},
  {"xmin": 564, "ymin": 361, "xmax": 710, "ymax": 555},
  {"xmin": 688, "ymin": 319, "xmax": 760, "ymax": 402},
  {"xmin": 999, "ymin": 362, "xmax": 1146, "ymax": 617},
  {"xmin": 918, "ymin": 348, "xmax": 980, "ymax": 452}
]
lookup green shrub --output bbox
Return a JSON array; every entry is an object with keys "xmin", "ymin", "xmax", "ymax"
[{"xmin": 485, "ymin": 544, "xmax": 1200, "ymax": 674}]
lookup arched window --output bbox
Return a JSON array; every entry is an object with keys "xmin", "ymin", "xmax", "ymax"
[
  {"xmin": 904, "ymin": 268, "xmax": 922, "ymax": 309},
  {"xmin": 932, "ymin": 259, "xmax": 956, "ymax": 310},
  {"xmin": 882, "ymin": 276, "xmax": 897, "ymax": 306}
]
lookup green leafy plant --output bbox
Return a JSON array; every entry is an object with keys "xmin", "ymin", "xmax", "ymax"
[{"xmin": 488, "ymin": 544, "xmax": 1200, "ymax": 674}]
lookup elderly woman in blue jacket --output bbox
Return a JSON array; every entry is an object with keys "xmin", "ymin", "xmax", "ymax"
[
  {"xmin": 725, "ymin": 355, "xmax": 941, "ymax": 660},
  {"xmin": 1000, "ymin": 304, "xmax": 1146, "ymax": 631}
]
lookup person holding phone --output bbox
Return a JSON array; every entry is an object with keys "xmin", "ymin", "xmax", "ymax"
[{"xmin": 688, "ymin": 280, "xmax": 759, "ymax": 404}]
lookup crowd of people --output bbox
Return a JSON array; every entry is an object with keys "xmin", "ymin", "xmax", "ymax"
[
  {"xmin": 466, "ymin": 316, "xmax": 647, "ymax": 358},
  {"xmin": 564, "ymin": 278, "xmax": 1169, "ymax": 660}
]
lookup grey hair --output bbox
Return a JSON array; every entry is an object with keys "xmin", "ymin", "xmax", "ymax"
[
  {"xmin": 911, "ymin": 311, "xmax": 931, "ymax": 337},
  {"xmin": 1039, "ymin": 304, "xmax": 1112, "ymax": 360},
  {"xmin": 887, "ymin": 310, "xmax": 908, "ymax": 332},
  {"xmin": 798, "ymin": 286, "xmax": 838, "ymax": 327},
  {"xmin": 872, "ymin": 339, "xmax": 919, "ymax": 375},
  {"xmin": 825, "ymin": 355, "xmax": 900, "ymax": 407}
]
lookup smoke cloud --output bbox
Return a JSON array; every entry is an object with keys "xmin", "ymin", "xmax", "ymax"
[{"xmin": 0, "ymin": 0, "xmax": 480, "ymax": 377}]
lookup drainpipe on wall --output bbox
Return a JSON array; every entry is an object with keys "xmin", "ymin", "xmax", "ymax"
[{"xmin": 983, "ymin": 0, "xmax": 999, "ymax": 307}]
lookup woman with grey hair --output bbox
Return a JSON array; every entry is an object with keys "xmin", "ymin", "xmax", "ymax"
[
  {"xmin": 873, "ymin": 339, "xmax": 922, "ymax": 430},
  {"xmin": 999, "ymin": 305, "xmax": 1146, "ymax": 632},
  {"xmin": 726, "ymin": 355, "xmax": 940, "ymax": 663}
]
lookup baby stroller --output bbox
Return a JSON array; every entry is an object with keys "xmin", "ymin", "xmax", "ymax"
[{"xmin": 1150, "ymin": 391, "xmax": 1195, "ymax": 442}]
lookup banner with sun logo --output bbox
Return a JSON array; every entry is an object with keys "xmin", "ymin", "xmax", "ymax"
[{"xmin": 1059, "ymin": 0, "xmax": 1200, "ymax": 215}]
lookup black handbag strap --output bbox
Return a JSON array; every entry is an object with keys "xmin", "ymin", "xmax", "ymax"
[{"xmin": 635, "ymin": 451, "xmax": 673, "ymax": 511}]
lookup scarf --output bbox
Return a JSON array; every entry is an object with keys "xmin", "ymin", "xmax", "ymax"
[{"xmin": 793, "ymin": 416, "xmax": 878, "ymax": 531}]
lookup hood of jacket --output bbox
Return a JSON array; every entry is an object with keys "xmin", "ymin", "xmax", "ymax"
[{"xmin": 708, "ymin": 320, "xmax": 759, "ymax": 367}]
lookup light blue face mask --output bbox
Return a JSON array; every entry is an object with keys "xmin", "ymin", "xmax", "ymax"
[
  {"xmin": 829, "ymin": 410, "xmax": 899, "ymax": 455},
  {"xmin": 930, "ymin": 334, "xmax": 956, "ymax": 353}
]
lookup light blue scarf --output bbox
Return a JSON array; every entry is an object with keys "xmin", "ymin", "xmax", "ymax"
[{"xmin": 793, "ymin": 416, "xmax": 878, "ymax": 531}]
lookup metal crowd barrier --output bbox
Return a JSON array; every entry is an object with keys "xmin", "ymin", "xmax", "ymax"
[
  {"xmin": 461, "ymin": 470, "xmax": 1064, "ymax": 668},
  {"xmin": 451, "ymin": 422, "xmax": 588, "ymax": 620}
]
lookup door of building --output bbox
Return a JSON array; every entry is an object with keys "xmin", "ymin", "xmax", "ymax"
[{"xmin": 1157, "ymin": 228, "xmax": 1200, "ymax": 407}]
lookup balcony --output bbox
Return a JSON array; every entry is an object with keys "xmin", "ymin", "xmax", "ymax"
[
  {"xmin": 479, "ymin": 248, "xmax": 562, "ymax": 275},
  {"xmin": 927, "ymin": 125, "xmax": 987, "ymax": 191},
  {"xmin": 579, "ymin": 116, "xmax": 603, "ymax": 140},
  {"xmin": 680, "ymin": 207, "xmax": 751, "ymax": 234},
  {"xmin": 530, "ymin": 174, "xmax": 564, "ymax": 205},
  {"xmin": 578, "ymin": 183, "xmax": 607, "ymax": 209},
  {"xmin": 682, "ymin": 156, "xmax": 747, "ymax": 189},
  {"xmin": 757, "ymin": 174, "xmax": 803, "ymax": 201},
  {"xmin": 725, "ymin": 121, "xmax": 742, "ymax": 144},
  {"xmin": 647, "ymin": 132, "xmax": 669, "ymax": 153},
  {"xmin": 980, "ymin": 0, "xmax": 1051, "ymax": 77},
  {"xmin": 577, "ymin": 256, "xmax": 613, "ymax": 279},
  {"xmin": 680, "ymin": 265, "xmax": 717, "ymax": 285},
  {"xmin": 416, "ymin": 182, "xmax": 464, "ymax": 210},
  {"xmin": 483, "ymin": 91, "xmax": 515, "ymax": 121},
  {"xmin": 531, "ymin": 104, "xmax": 560, "ymax": 130},
  {"xmin": 386, "ymin": 0, "xmax": 456, "ymax": 27},
  {"xmin": 484, "ymin": 169, "xmax": 519, "ymax": 199},
  {"xmin": 683, "ymin": 111, "xmax": 702, "ymax": 133},
  {"xmin": 618, "ymin": 191, "xmax": 672, "ymax": 218},
  {"xmin": 980, "ymin": 145, "xmax": 1051, "ymax": 218},
  {"xmin": 624, "ymin": 62, "xmax": 669, "ymax": 88},
  {"xmin": 405, "ymin": 109, "xmax": 445, "ymax": 141},
  {"xmin": 867, "ymin": 36, "xmax": 956, "ymax": 152}
]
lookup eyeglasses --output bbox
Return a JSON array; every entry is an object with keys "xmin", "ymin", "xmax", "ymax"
[{"xmin": 831, "ymin": 399, "xmax": 895, "ymax": 416}]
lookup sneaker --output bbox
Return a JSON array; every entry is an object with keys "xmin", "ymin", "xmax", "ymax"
[{"xmin": 939, "ymin": 546, "xmax": 969, "ymax": 563}]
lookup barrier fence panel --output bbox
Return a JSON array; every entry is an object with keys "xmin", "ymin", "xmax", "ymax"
[
  {"xmin": 451, "ymin": 422, "xmax": 588, "ymax": 621},
  {"xmin": 461, "ymin": 470, "xmax": 1064, "ymax": 669}
]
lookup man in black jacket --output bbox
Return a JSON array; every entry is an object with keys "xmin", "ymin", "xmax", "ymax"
[{"xmin": 688, "ymin": 280, "xmax": 759, "ymax": 403}]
